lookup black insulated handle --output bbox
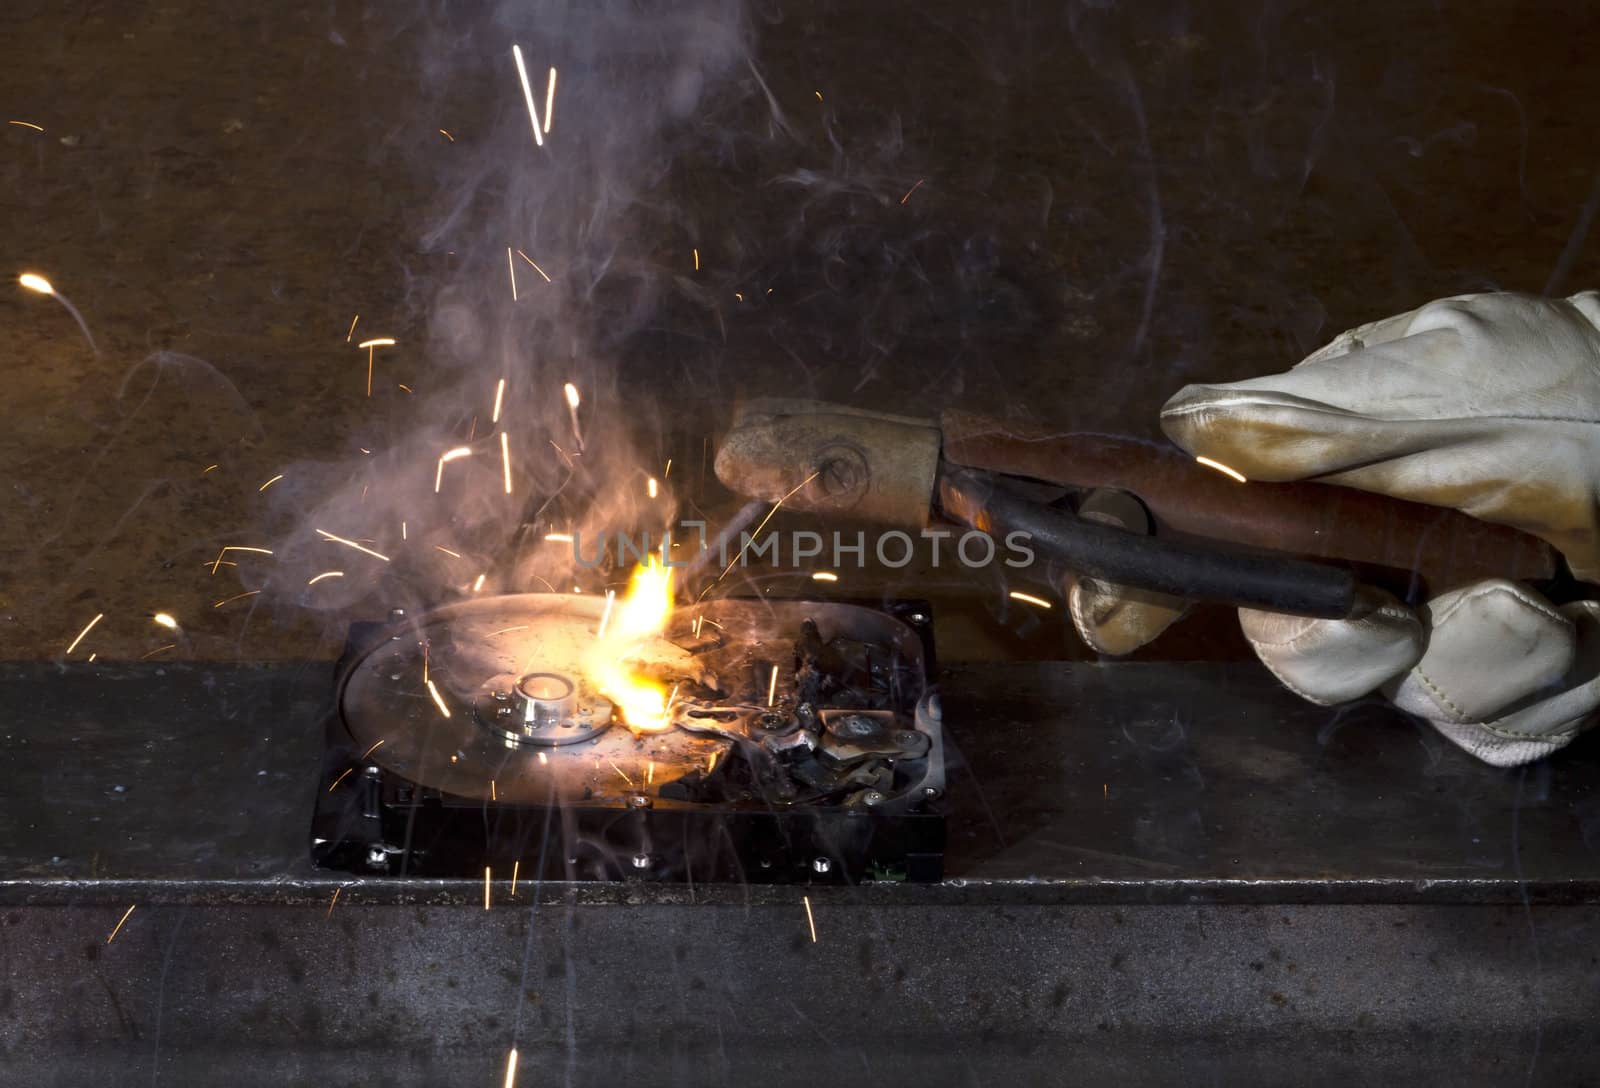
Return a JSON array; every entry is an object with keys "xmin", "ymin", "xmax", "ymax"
[{"xmin": 938, "ymin": 468, "xmax": 1358, "ymax": 619}]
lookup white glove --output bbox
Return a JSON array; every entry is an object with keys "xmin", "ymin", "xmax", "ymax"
[{"xmin": 1094, "ymin": 291, "xmax": 1600, "ymax": 766}]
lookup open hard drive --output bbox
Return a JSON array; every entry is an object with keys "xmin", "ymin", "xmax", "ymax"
[{"xmin": 311, "ymin": 594, "xmax": 945, "ymax": 883}]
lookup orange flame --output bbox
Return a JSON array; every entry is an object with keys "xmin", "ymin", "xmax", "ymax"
[{"xmin": 586, "ymin": 558, "xmax": 675, "ymax": 732}]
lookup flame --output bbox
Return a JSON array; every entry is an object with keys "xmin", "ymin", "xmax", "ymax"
[{"xmin": 586, "ymin": 558, "xmax": 675, "ymax": 732}]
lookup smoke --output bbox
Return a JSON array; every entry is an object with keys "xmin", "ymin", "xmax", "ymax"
[{"xmin": 265, "ymin": 0, "xmax": 758, "ymax": 619}]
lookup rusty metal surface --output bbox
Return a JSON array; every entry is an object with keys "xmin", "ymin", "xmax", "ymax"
[
  {"xmin": 3, "ymin": 659, "xmax": 1599, "ymax": 1082},
  {"xmin": 5, "ymin": 659, "xmax": 1600, "ymax": 899},
  {"xmin": 4, "ymin": 901, "xmax": 1596, "ymax": 1086}
]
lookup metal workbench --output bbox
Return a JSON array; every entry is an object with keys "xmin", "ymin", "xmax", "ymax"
[{"xmin": 3, "ymin": 659, "xmax": 1597, "ymax": 1084}]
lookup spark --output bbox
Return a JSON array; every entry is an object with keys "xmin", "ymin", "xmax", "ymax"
[
  {"xmin": 597, "ymin": 589, "xmax": 616, "ymax": 639},
  {"xmin": 327, "ymin": 767, "xmax": 353, "ymax": 793},
  {"xmin": 814, "ymin": 90, "xmax": 823, "ymax": 101},
  {"xmin": 357, "ymin": 337, "xmax": 395, "ymax": 397},
  {"xmin": 693, "ymin": 248, "xmax": 700, "ymax": 271},
  {"xmin": 491, "ymin": 779, "xmax": 497, "ymax": 800},
  {"xmin": 900, "ymin": 178, "xmax": 925, "ymax": 204},
  {"xmin": 511, "ymin": 860, "xmax": 520, "ymax": 895},
  {"xmin": 511, "ymin": 45, "xmax": 544, "ymax": 147},
  {"xmin": 692, "ymin": 614, "xmax": 703, "ymax": 638},
  {"xmin": 544, "ymin": 532, "xmax": 573, "ymax": 543},
  {"xmin": 152, "ymin": 612, "xmax": 179, "ymax": 630},
  {"xmin": 646, "ymin": 760, "xmax": 655, "ymax": 785},
  {"xmin": 65, "ymin": 612, "xmax": 103, "ymax": 655},
  {"xmin": 488, "ymin": 625, "xmax": 530, "ymax": 637},
  {"xmin": 141, "ymin": 644, "xmax": 175, "ymax": 659},
  {"xmin": 473, "ymin": 573, "xmax": 487, "ymax": 593},
  {"xmin": 1104, "ymin": 782, "xmax": 1108, "ymax": 799},
  {"xmin": 507, "ymin": 246, "xmax": 518, "ymax": 300},
  {"xmin": 706, "ymin": 751, "xmax": 718, "ymax": 773},
  {"xmin": 213, "ymin": 590, "xmax": 260, "ymax": 609},
  {"xmin": 706, "ymin": 469, "xmax": 823, "ymax": 592},
  {"xmin": 361, "ymin": 739, "xmax": 385, "ymax": 759},
  {"xmin": 543, "ymin": 67, "xmax": 558, "ymax": 134},
  {"xmin": 664, "ymin": 458, "xmax": 672, "ymax": 477},
  {"xmin": 734, "ymin": 292, "xmax": 743, "ymax": 302},
  {"xmin": 608, "ymin": 759, "xmax": 634, "ymax": 786},
  {"xmin": 315, "ymin": 529, "xmax": 390, "ymax": 562},
  {"xmin": 537, "ymin": 751, "xmax": 548, "ymax": 765},
  {"xmin": 18, "ymin": 271, "xmax": 98, "ymax": 354},
  {"xmin": 492, "ymin": 378, "xmax": 506, "ymax": 423},
  {"xmin": 515, "ymin": 250, "xmax": 551, "ymax": 282},
  {"xmin": 500, "ymin": 431, "xmax": 513, "ymax": 494},
  {"xmin": 1008, "ymin": 591, "xmax": 1052, "ymax": 610},
  {"xmin": 8, "ymin": 120, "xmax": 43, "ymax": 131},
  {"xmin": 211, "ymin": 545, "xmax": 273, "ymax": 575},
  {"xmin": 106, "ymin": 905, "xmax": 136, "ymax": 945},
  {"xmin": 87, "ymin": 653, "xmax": 96, "ymax": 662},
  {"xmin": 426, "ymin": 678, "xmax": 451, "ymax": 718},
  {"xmin": 504, "ymin": 1048, "xmax": 519, "ymax": 1088},
  {"xmin": 434, "ymin": 545, "xmax": 463, "ymax": 559},
  {"xmin": 258, "ymin": 474, "xmax": 284, "ymax": 492},
  {"xmin": 433, "ymin": 446, "xmax": 473, "ymax": 493},
  {"xmin": 202, "ymin": 464, "xmax": 219, "ymax": 474},
  {"xmin": 401, "ymin": 522, "xmax": 407, "ymax": 540},
  {"xmin": 803, "ymin": 896, "xmax": 817, "ymax": 943},
  {"xmin": 811, "ymin": 571, "xmax": 838, "ymax": 583},
  {"xmin": 438, "ymin": 128, "xmax": 454, "ymax": 142},
  {"xmin": 397, "ymin": 383, "xmax": 412, "ymax": 394},
  {"xmin": 345, "ymin": 314, "xmax": 359, "ymax": 342},
  {"xmin": 484, "ymin": 866, "xmax": 492, "ymax": 910},
  {"xmin": 767, "ymin": 664, "xmax": 779, "ymax": 707},
  {"xmin": 647, "ymin": 477, "xmax": 658, "ymax": 499},
  {"xmin": 308, "ymin": 571, "xmax": 344, "ymax": 585},
  {"xmin": 1195, "ymin": 455, "xmax": 1248, "ymax": 483},
  {"xmin": 326, "ymin": 887, "xmax": 342, "ymax": 919}
]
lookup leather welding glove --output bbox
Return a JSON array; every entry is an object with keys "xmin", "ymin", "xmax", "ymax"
[{"xmin": 1099, "ymin": 291, "xmax": 1600, "ymax": 766}]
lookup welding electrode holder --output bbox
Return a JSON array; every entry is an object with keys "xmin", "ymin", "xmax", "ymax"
[
  {"xmin": 936, "ymin": 466, "xmax": 1359, "ymax": 618},
  {"xmin": 714, "ymin": 398, "xmax": 1564, "ymax": 621}
]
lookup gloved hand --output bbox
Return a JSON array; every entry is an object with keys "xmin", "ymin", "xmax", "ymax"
[{"xmin": 1084, "ymin": 291, "xmax": 1600, "ymax": 766}]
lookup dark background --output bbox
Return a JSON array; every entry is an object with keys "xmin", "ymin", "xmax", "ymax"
[{"xmin": 2, "ymin": 0, "xmax": 1597, "ymax": 661}]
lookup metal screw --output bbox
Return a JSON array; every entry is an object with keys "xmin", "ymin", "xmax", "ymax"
[
  {"xmin": 389, "ymin": 608, "xmax": 406, "ymax": 621},
  {"xmin": 631, "ymin": 853, "xmax": 650, "ymax": 870},
  {"xmin": 862, "ymin": 790, "xmax": 885, "ymax": 806},
  {"xmin": 627, "ymin": 794, "xmax": 652, "ymax": 809},
  {"xmin": 922, "ymin": 786, "xmax": 942, "ymax": 800},
  {"xmin": 906, "ymin": 612, "xmax": 928, "ymax": 625},
  {"xmin": 365, "ymin": 846, "xmax": 387, "ymax": 869},
  {"xmin": 812, "ymin": 857, "xmax": 831, "ymax": 874}
]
